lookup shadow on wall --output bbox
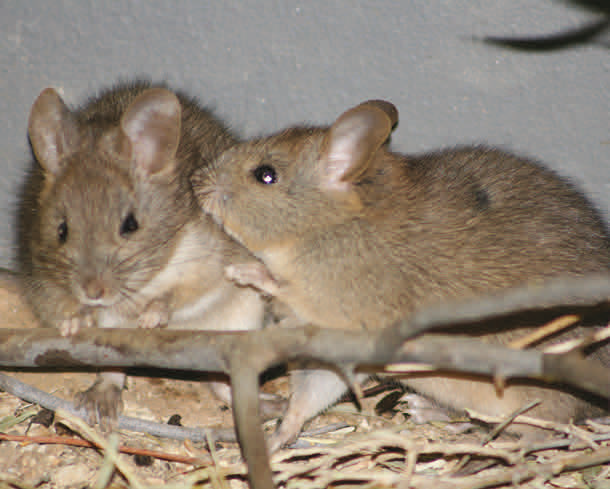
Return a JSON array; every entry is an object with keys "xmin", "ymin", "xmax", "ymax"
[{"xmin": 474, "ymin": 0, "xmax": 609, "ymax": 51}]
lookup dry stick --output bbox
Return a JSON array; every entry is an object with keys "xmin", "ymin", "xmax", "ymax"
[
  {"xmin": 231, "ymin": 359, "xmax": 275, "ymax": 489},
  {"xmin": 491, "ymin": 431, "xmax": 610, "ymax": 453},
  {"xmin": 0, "ymin": 331, "xmax": 608, "ymax": 489},
  {"xmin": 391, "ymin": 335, "xmax": 610, "ymax": 398},
  {"xmin": 0, "ymin": 273, "xmax": 609, "ymax": 489},
  {"xmin": 509, "ymin": 314, "xmax": 580, "ymax": 349},
  {"xmin": 94, "ymin": 432, "xmax": 120, "ymax": 489},
  {"xmin": 0, "ymin": 276, "xmax": 607, "ymax": 388},
  {"xmin": 452, "ymin": 400, "xmax": 542, "ymax": 473},
  {"xmin": 0, "ymin": 338, "xmax": 608, "ymax": 488},
  {"xmin": 440, "ymin": 445, "xmax": 610, "ymax": 489},
  {"xmin": 0, "ymin": 372, "xmax": 237, "ymax": 443},
  {"xmin": 467, "ymin": 409, "xmax": 605, "ymax": 443},
  {"xmin": 0, "ymin": 328, "xmax": 569, "ymax": 386},
  {"xmin": 236, "ymin": 274, "xmax": 609, "ymax": 489},
  {"xmin": 396, "ymin": 273, "xmax": 610, "ymax": 337},
  {"xmin": 271, "ymin": 431, "xmax": 610, "ymax": 469},
  {"xmin": 544, "ymin": 323, "xmax": 610, "ymax": 354},
  {"xmin": 0, "ymin": 432, "xmax": 208, "ymax": 465}
]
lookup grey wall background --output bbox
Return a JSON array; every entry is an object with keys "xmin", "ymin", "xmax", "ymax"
[{"xmin": 1, "ymin": 1, "xmax": 608, "ymax": 269}]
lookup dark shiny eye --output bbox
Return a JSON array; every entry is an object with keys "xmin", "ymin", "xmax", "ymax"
[
  {"xmin": 57, "ymin": 220, "xmax": 68, "ymax": 244},
  {"xmin": 252, "ymin": 164, "xmax": 278, "ymax": 185},
  {"xmin": 120, "ymin": 212, "xmax": 139, "ymax": 237}
]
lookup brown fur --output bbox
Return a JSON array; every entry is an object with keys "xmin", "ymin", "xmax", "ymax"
[
  {"xmin": 192, "ymin": 100, "xmax": 610, "ymax": 450},
  {"xmin": 18, "ymin": 81, "xmax": 265, "ymax": 426}
]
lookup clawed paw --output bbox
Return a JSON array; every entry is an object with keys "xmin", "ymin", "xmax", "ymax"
[
  {"xmin": 58, "ymin": 313, "xmax": 95, "ymax": 337},
  {"xmin": 225, "ymin": 263, "xmax": 279, "ymax": 296},
  {"xmin": 138, "ymin": 300, "xmax": 170, "ymax": 329}
]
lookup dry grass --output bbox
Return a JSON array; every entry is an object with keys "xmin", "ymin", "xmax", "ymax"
[
  {"xmin": 1, "ymin": 375, "xmax": 608, "ymax": 489},
  {"xmin": 0, "ymin": 277, "xmax": 608, "ymax": 488}
]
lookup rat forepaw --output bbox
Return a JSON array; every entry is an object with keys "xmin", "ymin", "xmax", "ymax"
[
  {"xmin": 58, "ymin": 313, "xmax": 95, "ymax": 337},
  {"xmin": 225, "ymin": 263, "xmax": 279, "ymax": 296},
  {"xmin": 138, "ymin": 300, "xmax": 170, "ymax": 329}
]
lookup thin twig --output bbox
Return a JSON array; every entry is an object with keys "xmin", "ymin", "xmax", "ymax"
[{"xmin": 0, "ymin": 432, "xmax": 208, "ymax": 465}]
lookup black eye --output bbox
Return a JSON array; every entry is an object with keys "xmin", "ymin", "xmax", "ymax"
[
  {"xmin": 120, "ymin": 212, "xmax": 139, "ymax": 237},
  {"xmin": 252, "ymin": 164, "xmax": 278, "ymax": 185},
  {"xmin": 57, "ymin": 220, "xmax": 68, "ymax": 244}
]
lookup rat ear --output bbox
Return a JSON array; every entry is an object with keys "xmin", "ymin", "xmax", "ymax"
[
  {"xmin": 319, "ymin": 100, "xmax": 398, "ymax": 193},
  {"xmin": 119, "ymin": 88, "xmax": 181, "ymax": 176},
  {"xmin": 28, "ymin": 88, "xmax": 80, "ymax": 176}
]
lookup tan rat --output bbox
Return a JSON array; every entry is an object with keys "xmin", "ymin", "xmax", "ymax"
[
  {"xmin": 191, "ymin": 99, "xmax": 610, "ymax": 451},
  {"xmin": 18, "ymin": 81, "xmax": 266, "ymax": 426}
]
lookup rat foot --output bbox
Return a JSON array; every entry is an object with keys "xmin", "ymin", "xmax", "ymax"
[
  {"xmin": 267, "ymin": 409, "xmax": 305, "ymax": 452},
  {"xmin": 225, "ymin": 263, "xmax": 279, "ymax": 296},
  {"xmin": 268, "ymin": 369, "xmax": 363, "ymax": 452},
  {"xmin": 59, "ymin": 313, "xmax": 95, "ymax": 337},
  {"xmin": 400, "ymin": 393, "xmax": 453, "ymax": 424},
  {"xmin": 209, "ymin": 382, "xmax": 287, "ymax": 419},
  {"xmin": 74, "ymin": 372, "xmax": 125, "ymax": 431},
  {"xmin": 138, "ymin": 299, "xmax": 170, "ymax": 328}
]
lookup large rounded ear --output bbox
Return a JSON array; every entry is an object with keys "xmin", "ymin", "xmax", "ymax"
[
  {"xmin": 119, "ymin": 88, "xmax": 182, "ymax": 176},
  {"xmin": 28, "ymin": 88, "xmax": 80, "ymax": 176},
  {"xmin": 319, "ymin": 100, "xmax": 398, "ymax": 193}
]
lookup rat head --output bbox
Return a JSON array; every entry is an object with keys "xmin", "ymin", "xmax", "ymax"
[
  {"xmin": 26, "ymin": 87, "xmax": 191, "ymax": 312},
  {"xmin": 192, "ymin": 100, "xmax": 398, "ymax": 254}
]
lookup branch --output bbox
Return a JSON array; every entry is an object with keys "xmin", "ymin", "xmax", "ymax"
[
  {"xmin": 1, "ymin": 326, "xmax": 608, "ymax": 397},
  {"xmin": 393, "ymin": 273, "xmax": 610, "ymax": 337},
  {"xmin": 0, "ymin": 372, "xmax": 236, "ymax": 443},
  {"xmin": 0, "ymin": 272, "xmax": 608, "ymax": 489}
]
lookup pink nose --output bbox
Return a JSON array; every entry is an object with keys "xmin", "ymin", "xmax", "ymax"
[{"xmin": 83, "ymin": 278, "xmax": 106, "ymax": 300}]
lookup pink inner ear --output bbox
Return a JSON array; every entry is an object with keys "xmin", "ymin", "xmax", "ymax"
[
  {"xmin": 130, "ymin": 126, "xmax": 162, "ymax": 172},
  {"xmin": 322, "ymin": 107, "xmax": 392, "ymax": 192},
  {"xmin": 323, "ymin": 133, "xmax": 361, "ymax": 192},
  {"xmin": 120, "ymin": 89, "xmax": 181, "ymax": 175}
]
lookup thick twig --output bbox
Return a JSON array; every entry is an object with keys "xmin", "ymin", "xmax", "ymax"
[
  {"xmin": 1, "ymin": 327, "xmax": 607, "ymax": 489},
  {"xmin": 0, "ymin": 273, "xmax": 608, "ymax": 489},
  {"xmin": 231, "ymin": 357, "xmax": 275, "ymax": 489},
  {"xmin": 0, "ymin": 327, "xmax": 607, "ymax": 398},
  {"xmin": 0, "ymin": 372, "xmax": 237, "ymax": 443},
  {"xmin": 393, "ymin": 273, "xmax": 610, "ymax": 338}
]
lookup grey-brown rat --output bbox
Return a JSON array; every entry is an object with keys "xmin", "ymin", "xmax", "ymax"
[
  {"xmin": 191, "ymin": 99, "xmax": 610, "ymax": 451},
  {"xmin": 18, "ymin": 81, "xmax": 266, "ymax": 427}
]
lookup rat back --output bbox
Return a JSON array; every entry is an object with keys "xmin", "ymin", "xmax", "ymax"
[
  {"xmin": 194, "ymin": 100, "xmax": 610, "ymax": 449},
  {"xmin": 317, "ymin": 145, "xmax": 610, "ymax": 327}
]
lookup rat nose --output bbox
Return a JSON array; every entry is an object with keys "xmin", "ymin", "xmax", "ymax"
[{"xmin": 83, "ymin": 277, "xmax": 106, "ymax": 300}]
